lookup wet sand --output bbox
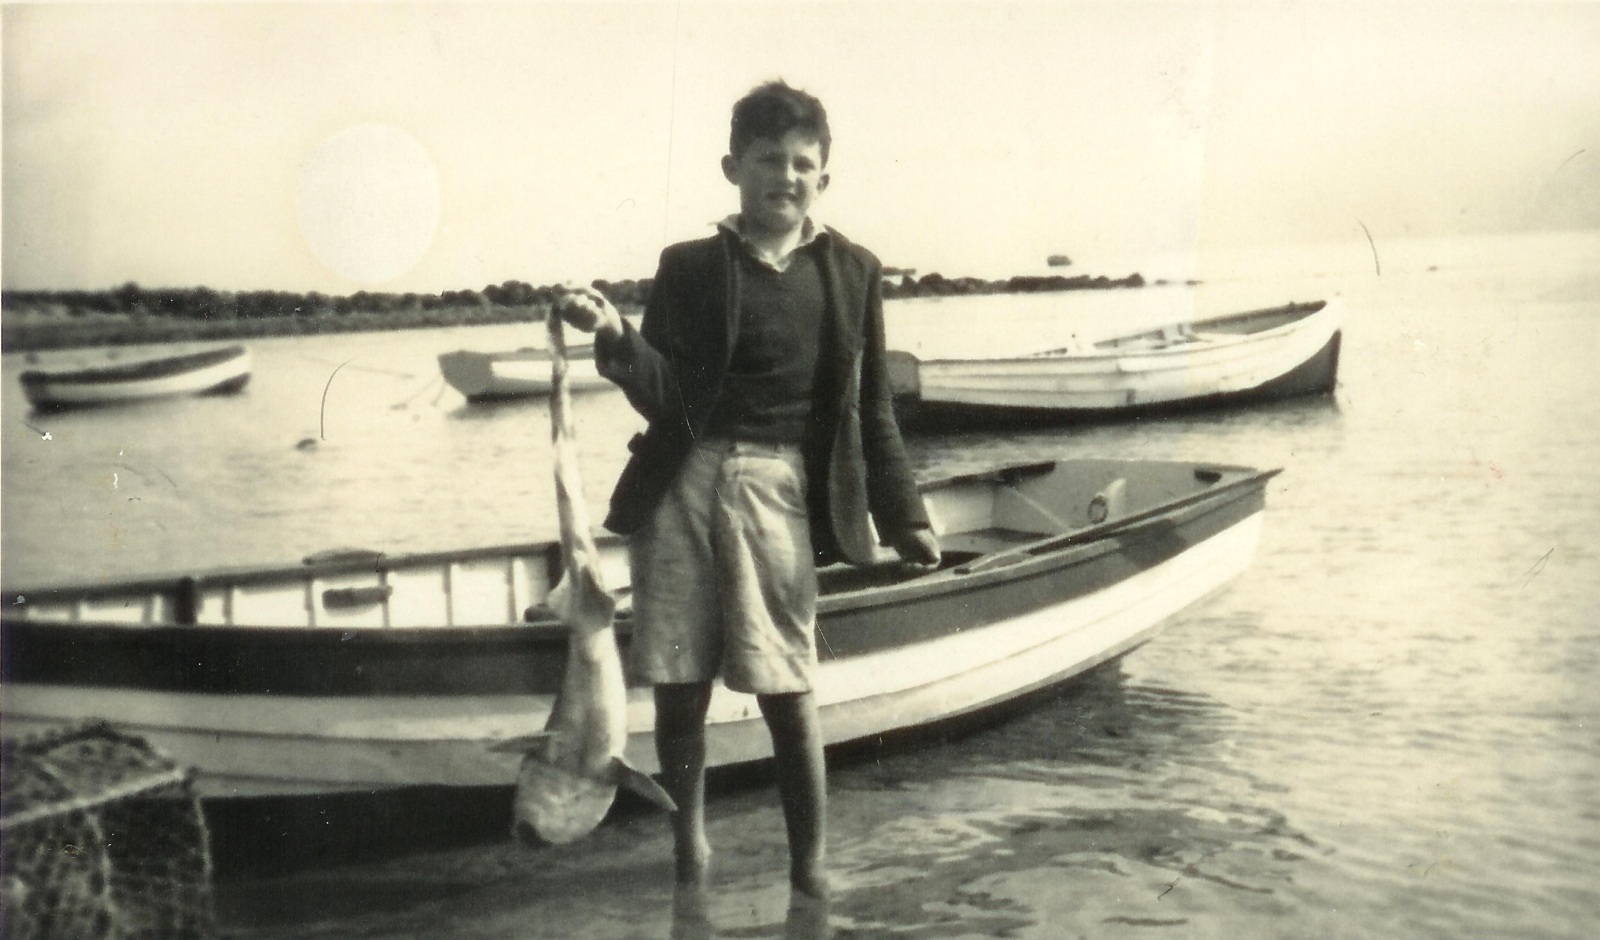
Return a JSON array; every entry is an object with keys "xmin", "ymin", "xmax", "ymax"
[
  {"xmin": 215, "ymin": 776, "xmax": 841, "ymax": 940},
  {"xmin": 210, "ymin": 672, "xmax": 1146, "ymax": 940}
]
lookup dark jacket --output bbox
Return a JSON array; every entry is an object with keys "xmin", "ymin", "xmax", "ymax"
[{"xmin": 593, "ymin": 226, "xmax": 928, "ymax": 565}]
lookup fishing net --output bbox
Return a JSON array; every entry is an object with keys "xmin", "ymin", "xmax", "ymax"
[{"xmin": 1, "ymin": 722, "xmax": 217, "ymax": 940}]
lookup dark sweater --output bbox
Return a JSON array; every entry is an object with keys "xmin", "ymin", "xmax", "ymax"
[{"xmin": 705, "ymin": 247, "xmax": 825, "ymax": 443}]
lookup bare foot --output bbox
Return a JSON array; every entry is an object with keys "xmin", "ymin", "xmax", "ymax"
[
  {"xmin": 789, "ymin": 860, "xmax": 830, "ymax": 902},
  {"xmin": 785, "ymin": 889, "xmax": 831, "ymax": 940}
]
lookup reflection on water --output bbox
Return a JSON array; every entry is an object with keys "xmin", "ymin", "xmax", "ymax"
[
  {"xmin": 820, "ymin": 662, "xmax": 1323, "ymax": 938},
  {"xmin": 906, "ymin": 394, "xmax": 1346, "ymax": 492},
  {"xmin": 667, "ymin": 887, "xmax": 833, "ymax": 940},
  {"xmin": 782, "ymin": 894, "xmax": 832, "ymax": 940}
]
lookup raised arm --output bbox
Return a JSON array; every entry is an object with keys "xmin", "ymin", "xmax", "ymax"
[{"xmin": 550, "ymin": 258, "xmax": 684, "ymax": 425}]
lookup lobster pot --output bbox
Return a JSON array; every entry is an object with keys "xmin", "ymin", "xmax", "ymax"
[{"xmin": 1, "ymin": 723, "xmax": 216, "ymax": 940}]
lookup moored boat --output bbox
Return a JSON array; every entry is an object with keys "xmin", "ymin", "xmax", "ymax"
[
  {"xmin": 888, "ymin": 299, "xmax": 1341, "ymax": 427},
  {"xmin": 438, "ymin": 347, "xmax": 611, "ymax": 402},
  {"xmin": 1, "ymin": 457, "xmax": 1279, "ymax": 800},
  {"xmin": 17, "ymin": 345, "xmax": 252, "ymax": 410}
]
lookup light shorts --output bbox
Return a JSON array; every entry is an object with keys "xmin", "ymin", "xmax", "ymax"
[{"xmin": 627, "ymin": 437, "xmax": 818, "ymax": 695}]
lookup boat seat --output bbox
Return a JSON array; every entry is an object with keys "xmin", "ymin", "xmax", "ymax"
[
  {"xmin": 812, "ymin": 529, "xmax": 1045, "ymax": 594},
  {"xmin": 1143, "ymin": 325, "xmax": 1199, "ymax": 348},
  {"xmin": 813, "ymin": 548, "xmax": 996, "ymax": 594},
  {"xmin": 937, "ymin": 527, "xmax": 1050, "ymax": 557}
]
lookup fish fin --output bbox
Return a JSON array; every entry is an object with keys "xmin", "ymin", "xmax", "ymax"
[
  {"xmin": 613, "ymin": 758, "xmax": 678, "ymax": 813},
  {"xmin": 489, "ymin": 731, "xmax": 553, "ymax": 754},
  {"xmin": 543, "ymin": 684, "xmax": 576, "ymax": 738}
]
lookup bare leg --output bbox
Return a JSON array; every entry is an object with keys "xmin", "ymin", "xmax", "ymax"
[
  {"xmin": 758, "ymin": 690, "xmax": 829, "ymax": 900},
  {"xmin": 670, "ymin": 881, "xmax": 715, "ymax": 940},
  {"xmin": 656, "ymin": 682, "xmax": 714, "ymax": 888}
]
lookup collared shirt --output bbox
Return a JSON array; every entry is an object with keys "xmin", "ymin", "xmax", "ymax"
[{"xmin": 716, "ymin": 214, "xmax": 828, "ymax": 273}]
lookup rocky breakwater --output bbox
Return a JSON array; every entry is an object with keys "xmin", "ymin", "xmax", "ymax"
[{"xmin": 881, "ymin": 270, "xmax": 1145, "ymax": 300}]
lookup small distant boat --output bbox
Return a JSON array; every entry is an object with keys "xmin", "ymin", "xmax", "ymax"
[
  {"xmin": 2, "ymin": 457, "xmax": 1278, "ymax": 799},
  {"xmin": 438, "ymin": 347, "xmax": 611, "ymax": 402},
  {"xmin": 889, "ymin": 299, "xmax": 1341, "ymax": 426},
  {"xmin": 18, "ymin": 345, "xmax": 251, "ymax": 411}
]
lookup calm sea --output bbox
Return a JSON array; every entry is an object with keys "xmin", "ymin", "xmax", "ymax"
[{"xmin": 3, "ymin": 229, "xmax": 1597, "ymax": 939}]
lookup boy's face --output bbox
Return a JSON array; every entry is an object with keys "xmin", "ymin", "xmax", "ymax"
[{"xmin": 721, "ymin": 130, "xmax": 829, "ymax": 237}]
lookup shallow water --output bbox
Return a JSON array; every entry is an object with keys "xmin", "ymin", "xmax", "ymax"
[{"xmin": 4, "ymin": 229, "xmax": 1598, "ymax": 938}]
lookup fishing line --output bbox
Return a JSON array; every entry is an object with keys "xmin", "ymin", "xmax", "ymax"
[
  {"xmin": 297, "ymin": 353, "xmax": 414, "ymax": 379},
  {"xmin": 319, "ymin": 358, "xmax": 355, "ymax": 441},
  {"xmin": 390, "ymin": 374, "xmax": 444, "ymax": 410},
  {"xmin": 1357, "ymin": 220, "xmax": 1381, "ymax": 276}
]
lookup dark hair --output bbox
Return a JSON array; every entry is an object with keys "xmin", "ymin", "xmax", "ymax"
[{"xmin": 729, "ymin": 80, "xmax": 831, "ymax": 165}]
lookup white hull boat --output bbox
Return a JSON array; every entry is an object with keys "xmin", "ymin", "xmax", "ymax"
[
  {"xmin": 888, "ymin": 300, "xmax": 1341, "ymax": 426},
  {"xmin": 438, "ymin": 347, "xmax": 611, "ymax": 402},
  {"xmin": 2, "ymin": 458, "xmax": 1279, "ymax": 800},
  {"xmin": 18, "ymin": 345, "xmax": 252, "ymax": 410}
]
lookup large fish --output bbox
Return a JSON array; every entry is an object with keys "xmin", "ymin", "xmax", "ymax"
[{"xmin": 491, "ymin": 309, "xmax": 676, "ymax": 845}]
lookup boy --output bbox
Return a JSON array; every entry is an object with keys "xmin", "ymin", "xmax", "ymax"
[{"xmin": 554, "ymin": 80, "xmax": 939, "ymax": 901}]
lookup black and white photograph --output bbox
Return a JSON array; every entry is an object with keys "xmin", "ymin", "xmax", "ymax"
[{"xmin": 3, "ymin": 2, "xmax": 1596, "ymax": 938}]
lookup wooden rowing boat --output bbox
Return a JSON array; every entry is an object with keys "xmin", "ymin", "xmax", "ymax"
[
  {"xmin": 438, "ymin": 347, "xmax": 611, "ymax": 402},
  {"xmin": 1, "ymin": 457, "xmax": 1279, "ymax": 800},
  {"xmin": 17, "ymin": 345, "xmax": 252, "ymax": 410},
  {"xmin": 888, "ymin": 300, "xmax": 1341, "ymax": 427}
]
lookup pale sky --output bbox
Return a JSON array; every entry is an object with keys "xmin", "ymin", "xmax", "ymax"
[{"xmin": 4, "ymin": 1, "xmax": 1597, "ymax": 294}]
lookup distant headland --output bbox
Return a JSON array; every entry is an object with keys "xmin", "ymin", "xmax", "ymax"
[{"xmin": 2, "ymin": 268, "xmax": 1161, "ymax": 353}]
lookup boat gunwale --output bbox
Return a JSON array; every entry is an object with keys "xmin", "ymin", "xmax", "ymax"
[
  {"xmin": 2, "ymin": 537, "xmax": 578, "ymax": 600},
  {"xmin": 0, "ymin": 460, "xmax": 1060, "ymax": 598},
  {"xmin": 437, "ymin": 346, "xmax": 599, "ymax": 365},
  {"xmin": 17, "ymin": 345, "xmax": 250, "ymax": 386},
  {"xmin": 0, "ymin": 463, "xmax": 1279, "ymax": 640},
  {"xmin": 910, "ymin": 299, "xmax": 1335, "ymax": 367},
  {"xmin": 0, "ymin": 459, "xmax": 1266, "ymax": 598}
]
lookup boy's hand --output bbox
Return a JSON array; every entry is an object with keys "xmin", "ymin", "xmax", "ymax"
[
  {"xmin": 887, "ymin": 526, "xmax": 941, "ymax": 572},
  {"xmin": 551, "ymin": 284, "xmax": 623, "ymax": 339}
]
